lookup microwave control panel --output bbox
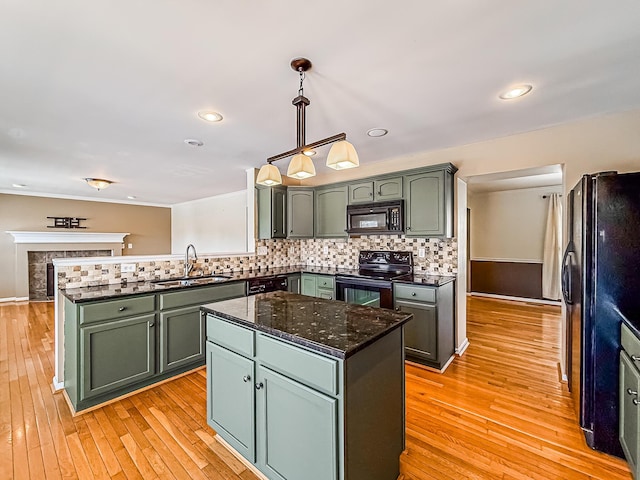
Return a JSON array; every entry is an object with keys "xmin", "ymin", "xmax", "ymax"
[{"xmin": 390, "ymin": 207, "xmax": 401, "ymax": 230}]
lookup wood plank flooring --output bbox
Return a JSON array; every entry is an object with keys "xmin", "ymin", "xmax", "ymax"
[{"xmin": 0, "ymin": 297, "xmax": 632, "ymax": 479}]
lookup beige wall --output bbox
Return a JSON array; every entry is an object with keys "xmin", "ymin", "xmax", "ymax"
[
  {"xmin": 469, "ymin": 186, "xmax": 563, "ymax": 262},
  {"xmin": 0, "ymin": 194, "xmax": 171, "ymax": 299}
]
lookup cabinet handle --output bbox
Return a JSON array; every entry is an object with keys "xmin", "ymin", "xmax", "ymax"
[
  {"xmin": 411, "ymin": 292, "xmax": 417, "ymax": 296},
  {"xmin": 632, "ymin": 355, "xmax": 640, "ymax": 362},
  {"xmin": 118, "ymin": 306, "xmax": 127, "ymax": 311},
  {"xmin": 329, "ymin": 296, "xmax": 332, "ymax": 300},
  {"xmin": 148, "ymin": 321, "xmax": 155, "ymax": 328},
  {"xmin": 407, "ymin": 226, "xmax": 411, "ymax": 231},
  {"xmin": 628, "ymin": 388, "xmax": 638, "ymax": 396},
  {"xmin": 290, "ymin": 230, "xmax": 293, "ymax": 234},
  {"xmin": 635, "ymin": 399, "xmax": 639, "ymax": 406},
  {"xmin": 273, "ymin": 229, "xmax": 277, "ymax": 234},
  {"xmin": 243, "ymin": 375, "xmax": 251, "ymax": 383},
  {"xmin": 369, "ymin": 192, "xmax": 373, "ymax": 196},
  {"xmin": 255, "ymin": 382, "xmax": 264, "ymax": 390},
  {"xmin": 395, "ymin": 306, "xmax": 401, "ymax": 311}
]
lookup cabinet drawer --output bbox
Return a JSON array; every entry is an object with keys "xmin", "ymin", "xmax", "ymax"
[
  {"xmin": 622, "ymin": 323, "xmax": 640, "ymax": 365},
  {"xmin": 256, "ymin": 334, "xmax": 338, "ymax": 396},
  {"xmin": 394, "ymin": 284, "xmax": 436, "ymax": 303},
  {"xmin": 79, "ymin": 295, "xmax": 155, "ymax": 325},
  {"xmin": 160, "ymin": 282, "xmax": 246, "ymax": 310},
  {"xmin": 207, "ymin": 315, "xmax": 254, "ymax": 358},
  {"xmin": 316, "ymin": 275, "xmax": 334, "ymax": 290}
]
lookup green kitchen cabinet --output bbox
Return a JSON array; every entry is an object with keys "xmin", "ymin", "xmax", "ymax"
[
  {"xmin": 257, "ymin": 185, "xmax": 288, "ymax": 239},
  {"xmin": 620, "ymin": 323, "xmax": 640, "ymax": 478},
  {"xmin": 287, "ymin": 188, "xmax": 314, "ymax": 238},
  {"xmin": 207, "ymin": 341, "xmax": 256, "ymax": 462},
  {"xmin": 394, "ymin": 280, "xmax": 455, "ymax": 370},
  {"xmin": 159, "ymin": 306, "xmax": 205, "ymax": 373},
  {"xmin": 403, "ymin": 164, "xmax": 456, "ymax": 238},
  {"xmin": 257, "ymin": 365, "xmax": 338, "ymax": 480},
  {"xmin": 287, "ymin": 273, "xmax": 301, "ymax": 294},
  {"xmin": 80, "ymin": 313, "xmax": 156, "ymax": 400},
  {"xmin": 348, "ymin": 177, "xmax": 403, "ymax": 204},
  {"xmin": 301, "ymin": 273, "xmax": 335, "ymax": 300},
  {"xmin": 315, "ymin": 185, "xmax": 348, "ymax": 238}
]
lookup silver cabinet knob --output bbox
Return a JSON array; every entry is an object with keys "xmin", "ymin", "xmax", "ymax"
[
  {"xmin": 635, "ymin": 399, "xmax": 639, "ymax": 406},
  {"xmin": 148, "ymin": 321, "xmax": 155, "ymax": 328},
  {"xmin": 118, "ymin": 306, "xmax": 127, "ymax": 311},
  {"xmin": 411, "ymin": 292, "xmax": 417, "ymax": 296},
  {"xmin": 632, "ymin": 355, "xmax": 640, "ymax": 362},
  {"xmin": 243, "ymin": 375, "xmax": 251, "ymax": 383},
  {"xmin": 407, "ymin": 226, "xmax": 412, "ymax": 231},
  {"xmin": 369, "ymin": 192, "xmax": 373, "ymax": 196},
  {"xmin": 628, "ymin": 388, "xmax": 638, "ymax": 396},
  {"xmin": 255, "ymin": 382, "xmax": 264, "ymax": 390}
]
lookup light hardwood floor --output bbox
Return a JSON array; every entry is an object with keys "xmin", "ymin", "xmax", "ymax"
[{"xmin": 0, "ymin": 297, "xmax": 632, "ymax": 479}]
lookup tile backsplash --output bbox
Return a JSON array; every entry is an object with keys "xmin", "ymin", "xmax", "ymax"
[{"xmin": 58, "ymin": 235, "xmax": 456, "ymax": 289}]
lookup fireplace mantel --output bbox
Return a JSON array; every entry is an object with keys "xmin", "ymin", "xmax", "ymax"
[{"xmin": 6, "ymin": 231, "xmax": 129, "ymax": 244}]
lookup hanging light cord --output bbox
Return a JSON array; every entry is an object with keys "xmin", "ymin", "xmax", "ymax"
[{"xmin": 298, "ymin": 69, "xmax": 305, "ymax": 96}]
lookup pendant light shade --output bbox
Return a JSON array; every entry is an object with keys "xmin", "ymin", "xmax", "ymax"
[
  {"xmin": 256, "ymin": 164, "xmax": 282, "ymax": 186},
  {"xmin": 286, "ymin": 153, "xmax": 316, "ymax": 179},
  {"xmin": 326, "ymin": 140, "xmax": 359, "ymax": 170}
]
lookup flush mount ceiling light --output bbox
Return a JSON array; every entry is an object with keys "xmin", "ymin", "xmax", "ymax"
[
  {"xmin": 127, "ymin": 195, "xmax": 137, "ymax": 200},
  {"xmin": 197, "ymin": 111, "xmax": 223, "ymax": 122},
  {"xmin": 84, "ymin": 178, "xmax": 113, "ymax": 191},
  {"xmin": 256, "ymin": 57, "xmax": 359, "ymax": 186},
  {"xmin": 184, "ymin": 138, "xmax": 204, "ymax": 147},
  {"xmin": 499, "ymin": 84, "xmax": 533, "ymax": 100},
  {"xmin": 12, "ymin": 183, "xmax": 27, "ymax": 188},
  {"xmin": 367, "ymin": 128, "xmax": 388, "ymax": 137}
]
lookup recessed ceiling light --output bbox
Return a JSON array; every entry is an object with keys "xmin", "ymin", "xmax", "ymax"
[
  {"xmin": 127, "ymin": 195, "xmax": 137, "ymax": 200},
  {"xmin": 12, "ymin": 183, "xmax": 27, "ymax": 188},
  {"xmin": 184, "ymin": 138, "xmax": 204, "ymax": 147},
  {"xmin": 367, "ymin": 128, "xmax": 388, "ymax": 137},
  {"xmin": 499, "ymin": 84, "xmax": 533, "ymax": 100},
  {"xmin": 197, "ymin": 111, "xmax": 223, "ymax": 122},
  {"xmin": 302, "ymin": 150, "xmax": 316, "ymax": 156}
]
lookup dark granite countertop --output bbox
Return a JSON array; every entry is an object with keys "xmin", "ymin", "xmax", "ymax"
[
  {"xmin": 60, "ymin": 265, "xmax": 455, "ymax": 303},
  {"xmin": 201, "ymin": 291, "xmax": 412, "ymax": 359}
]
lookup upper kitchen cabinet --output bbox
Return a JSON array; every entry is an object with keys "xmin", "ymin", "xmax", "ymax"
[
  {"xmin": 404, "ymin": 163, "xmax": 457, "ymax": 238},
  {"xmin": 348, "ymin": 176, "xmax": 403, "ymax": 204},
  {"xmin": 287, "ymin": 188, "xmax": 314, "ymax": 238},
  {"xmin": 257, "ymin": 186, "xmax": 287, "ymax": 239},
  {"xmin": 315, "ymin": 185, "xmax": 348, "ymax": 238}
]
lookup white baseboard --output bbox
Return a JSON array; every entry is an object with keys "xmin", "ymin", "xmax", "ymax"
[
  {"xmin": 469, "ymin": 292, "xmax": 561, "ymax": 306},
  {"xmin": 52, "ymin": 376, "xmax": 64, "ymax": 392},
  {"xmin": 456, "ymin": 337, "xmax": 470, "ymax": 356},
  {"xmin": 0, "ymin": 296, "xmax": 29, "ymax": 303}
]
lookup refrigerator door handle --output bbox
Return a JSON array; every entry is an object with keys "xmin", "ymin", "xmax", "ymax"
[{"xmin": 561, "ymin": 245, "xmax": 573, "ymax": 305}]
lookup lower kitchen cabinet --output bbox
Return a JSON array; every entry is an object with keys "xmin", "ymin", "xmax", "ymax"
[
  {"xmin": 394, "ymin": 280, "xmax": 455, "ymax": 370},
  {"xmin": 80, "ymin": 313, "xmax": 156, "ymax": 399},
  {"xmin": 620, "ymin": 323, "xmax": 640, "ymax": 478},
  {"xmin": 301, "ymin": 273, "xmax": 335, "ymax": 300},
  {"xmin": 287, "ymin": 273, "xmax": 301, "ymax": 294},
  {"xmin": 159, "ymin": 306, "xmax": 205, "ymax": 373}
]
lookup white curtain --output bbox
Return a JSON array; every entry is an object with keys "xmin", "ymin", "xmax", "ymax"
[{"xmin": 542, "ymin": 193, "xmax": 562, "ymax": 300}]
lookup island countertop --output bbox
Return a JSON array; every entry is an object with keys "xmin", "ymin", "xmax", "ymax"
[{"xmin": 201, "ymin": 290, "xmax": 412, "ymax": 359}]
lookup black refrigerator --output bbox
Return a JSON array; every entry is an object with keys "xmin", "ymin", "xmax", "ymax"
[{"xmin": 563, "ymin": 171, "xmax": 640, "ymax": 458}]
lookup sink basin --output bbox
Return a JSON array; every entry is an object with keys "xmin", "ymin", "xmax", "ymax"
[{"xmin": 151, "ymin": 275, "xmax": 232, "ymax": 286}]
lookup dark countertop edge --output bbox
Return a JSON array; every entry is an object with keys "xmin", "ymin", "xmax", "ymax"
[
  {"xmin": 201, "ymin": 304, "xmax": 411, "ymax": 360},
  {"xmin": 60, "ymin": 266, "xmax": 457, "ymax": 303}
]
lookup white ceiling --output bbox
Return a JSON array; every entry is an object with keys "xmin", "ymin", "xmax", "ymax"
[
  {"xmin": 2, "ymin": 1, "xmax": 640, "ymax": 206},
  {"xmin": 467, "ymin": 165, "xmax": 563, "ymax": 193}
]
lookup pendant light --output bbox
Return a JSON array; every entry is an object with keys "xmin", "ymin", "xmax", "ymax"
[{"xmin": 256, "ymin": 57, "xmax": 358, "ymax": 186}]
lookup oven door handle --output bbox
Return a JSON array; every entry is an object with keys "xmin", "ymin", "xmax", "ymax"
[{"xmin": 335, "ymin": 276, "xmax": 390, "ymax": 289}]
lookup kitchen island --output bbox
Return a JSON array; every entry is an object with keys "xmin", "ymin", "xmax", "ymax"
[{"xmin": 202, "ymin": 291, "xmax": 412, "ymax": 480}]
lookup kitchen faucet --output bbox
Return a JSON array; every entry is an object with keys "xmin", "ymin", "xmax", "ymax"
[{"xmin": 185, "ymin": 244, "xmax": 197, "ymax": 277}]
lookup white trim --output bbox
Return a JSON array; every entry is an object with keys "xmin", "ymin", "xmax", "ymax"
[
  {"xmin": 215, "ymin": 435, "xmax": 268, "ymax": 480},
  {"xmin": 456, "ymin": 337, "xmax": 470, "ymax": 356},
  {"xmin": 52, "ymin": 376, "xmax": 64, "ymax": 392},
  {"xmin": 7, "ymin": 231, "xmax": 129, "ymax": 244},
  {"xmin": 470, "ymin": 257, "xmax": 543, "ymax": 264},
  {"xmin": 0, "ymin": 296, "xmax": 29, "ymax": 303},
  {"xmin": 0, "ymin": 189, "xmax": 170, "ymax": 207},
  {"xmin": 469, "ymin": 291, "xmax": 562, "ymax": 306}
]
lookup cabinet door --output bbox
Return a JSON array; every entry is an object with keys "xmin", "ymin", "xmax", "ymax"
[
  {"xmin": 395, "ymin": 299, "xmax": 437, "ymax": 361},
  {"xmin": 317, "ymin": 288, "xmax": 334, "ymax": 300},
  {"xmin": 374, "ymin": 177, "xmax": 403, "ymax": 201},
  {"xmin": 207, "ymin": 342, "xmax": 256, "ymax": 462},
  {"xmin": 348, "ymin": 181, "xmax": 374, "ymax": 204},
  {"xmin": 256, "ymin": 366, "xmax": 338, "ymax": 480},
  {"xmin": 620, "ymin": 352, "xmax": 640, "ymax": 473},
  {"xmin": 272, "ymin": 187, "xmax": 287, "ymax": 238},
  {"xmin": 404, "ymin": 170, "xmax": 445, "ymax": 237},
  {"xmin": 80, "ymin": 314, "xmax": 155, "ymax": 400},
  {"xmin": 287, "ymin": 274, "xmax": 301, "ymax": 294},
  {"xmin": 301, "ymin": 274, "xmax": 317, "ymax": 297},
  {"xmin": 287, "ymin": 189, "xmax": 314, "ymax": 238},
  {"xmin": 159, "ymin": 306, "xmax": 205, "ymax": 373},
  {"xmin": 315, "ymin": 186, "xmax": 348, "ymax": 238}
]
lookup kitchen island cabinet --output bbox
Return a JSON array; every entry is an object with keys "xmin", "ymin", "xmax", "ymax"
[{"xmin": 202, "ymin": 291, "xmax": 411, "ymax": 480}]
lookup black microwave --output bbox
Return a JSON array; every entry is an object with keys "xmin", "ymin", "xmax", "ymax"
[{"xmin": 346, "ymin": 200, "xmax": 404, "ymax": 235}]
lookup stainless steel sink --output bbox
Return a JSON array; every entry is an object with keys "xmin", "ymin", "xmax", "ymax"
[{"xmin": 151, "ymin": 275, "xmax": 232, "ymax": 286}]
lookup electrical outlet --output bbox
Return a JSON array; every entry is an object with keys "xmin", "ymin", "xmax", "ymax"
[
  {"xmin": 257, "ymin": 246, "xmax": 268, "ymax": 255},
  {"xmin": 128, "ymin": 243, "xmax": 133, "ymax": 249},
  {"xmin": 418, "ymin": 248, "xmax": 426, "ymax": 258},
  {"xmin": 121, "ymin": 263, "xmax": 136, "ymax": 273},
  {"xmin": 289, "ymin": 247, "xmax": 295, "ymax": 256},
  {"xmin": 323, "ymin": 245, "xmax": 329, "ymax": 255}
]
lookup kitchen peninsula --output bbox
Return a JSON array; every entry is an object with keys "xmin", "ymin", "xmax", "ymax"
[{"xmin": 202, "ymin": 291, "xmax": 412, "ymax": 480}]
